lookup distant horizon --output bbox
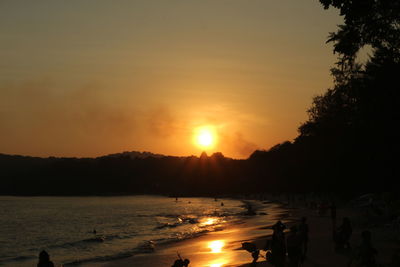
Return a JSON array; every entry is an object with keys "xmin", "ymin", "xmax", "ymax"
[{"xmin": 0, "ymin": 148, "xmax": 257, "ymax": 160}]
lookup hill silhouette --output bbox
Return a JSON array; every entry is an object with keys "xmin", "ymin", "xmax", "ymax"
[
  {"xmin": 0, "ymin": 138, "xmax": 396, "ymax": 196},
  {"xmin": 0, "ymin": 151, "xmax": 248, "ymax": 196}
]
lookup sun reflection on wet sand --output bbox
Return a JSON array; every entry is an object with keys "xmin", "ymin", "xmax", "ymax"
[
  {"xmin": 208, "ymin": 240, "xmax": 224, "ymax": 253},
  {"xmin": 208, "ymin": 258, "xmax": 228, "ymax": 267}
]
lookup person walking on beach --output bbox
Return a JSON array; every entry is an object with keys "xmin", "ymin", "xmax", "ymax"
[
  {"xmin": 287, "ymin": 225, "xmax": 302, "ymax": 267},
  {"xmin": 242, "ymin": 242, "xmax": 260, "ymax": 266},
  {"xmin": 271, "ymin": 220, "xmax": 286, "ymax": 267},
  {"xmin": 298, "ymin": 217, "xmax": 309, "ymax": 262},
  {"xmin": 37, "ymin": 250, "xmax": 54, "ymax": 267},
  {"xmin": 251, "ymin": 249, "xmax": 260, "ymax": 266},
  {"xmin": 334, "ymin": 217, "xmax": 352, "ymax": 250},
  {"xmin": 330, "ymin": 202, "xmax": 337, "ymax": 228},
  {"xmin": 352, "ymin": 230, "xmax": 378, "ymax": 267}
]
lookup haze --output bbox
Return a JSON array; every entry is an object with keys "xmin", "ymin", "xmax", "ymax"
[{"xmin": 0, "ymin": 0, "xmax": 341, "ymax": 158}]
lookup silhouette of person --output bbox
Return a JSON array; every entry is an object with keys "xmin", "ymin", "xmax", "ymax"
[
  {"xmin": 172, "ymin": 259, "xmax": 183, "ymax": 267},
  {"xmin": 37, "ymin": 250, "xmax": 54, "ymax": 267},
  {"xmin": 298, "ymin": 217, "xmax": 309, "ymax": 262},
  {"xmin": 330, "ymin": 202, "xmax": 337, "ymax": 227},
  {"xmin": 251, "ymin": 249, "xmax": 260, "ymax": 266},
  {"xmin": 335, "ymin": 217, "xmax": 352, "ymax": 250},
  {"xmin": 183, "ymin": 258, "xmax": 190, "ymax": 267},
  {"xmin": 354, "ymin": 230, "xmax": 377, "ymax": 267},
  {"xmin": 271, "ymin": 221, "xmax": 286, "ymax": 267},
  {"xmin": 287, "ymin": 225, "xmax": 302, "ymax": 267},
  {"xmin": 171, "ymin": 258, "xmax": 190, "ymax": 267},
  {"xmin": 93, "ymin": 228, "xmax": 97, "ymax": 234}
]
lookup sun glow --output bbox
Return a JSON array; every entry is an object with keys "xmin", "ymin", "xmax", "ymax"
[
  {"xmin": 194, "ymin": 126, "xmax": 217, "ymax": 149},
  {"xmin": 208, "ymin": 258, "xmax": 228, "ymax": 267},
  {"xmin": 208, "ymin": 240, "xmax": 225, "ymax": 253}
]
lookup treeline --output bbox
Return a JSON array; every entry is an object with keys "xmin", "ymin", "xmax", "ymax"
[
  {"xmin": 0, "ymin": 138, "xmax": 394, "ymax": 196},
  {"xmin": 1, "ymin": 150, "xmax": 333, "ymax": 195},
  {"xmin": 0, "ymin": 152, "xmax": 248, "ymax": 196}
]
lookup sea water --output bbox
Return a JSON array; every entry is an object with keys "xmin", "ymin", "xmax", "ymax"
[{"xmin": 0, "ymin": 195, "xmax": 247, "ymax": 266}]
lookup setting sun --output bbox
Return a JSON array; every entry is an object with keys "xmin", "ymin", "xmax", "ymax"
[{"xmin": 194, "ymin": 126, "xmax": 217, "ymax": 149}]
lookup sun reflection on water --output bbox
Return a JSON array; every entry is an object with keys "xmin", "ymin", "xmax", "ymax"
[
  {"xmin": 208, "ymin": 240, "xmax": 224, "ymax": 253},
  {"xmin": 201, "ymin": 217, "xmax": 218, "ymax": 227},
  {"xmin": 209, "ymin": 259, "xmax": 228, "ymax": 267}
]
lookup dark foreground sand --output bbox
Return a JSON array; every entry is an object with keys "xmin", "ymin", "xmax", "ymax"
[{"xmin": 97, "ymin": 201, "xmax": 399, "ymax": 267}]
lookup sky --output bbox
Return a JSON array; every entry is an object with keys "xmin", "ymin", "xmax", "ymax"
[{"xmin": 0, "ymin": 0, "xmax": 342, "ymax": 159}]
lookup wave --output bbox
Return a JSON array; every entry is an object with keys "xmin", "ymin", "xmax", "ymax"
[
  {"xmin": 46, "ymin": 232, "xmax": 137, "ymax": 251},
  {"xmin": 154, "ymin": 215, "xmax": 200, "ymax": 230},
  {"xmin": 62, "ymin": 211, "xmax": 250, "ymax": 267},
  {"xmin": 139, "ymin": 209, "xmax": 243, "ymax": 219},
  {"xmin": 0, "ymin": 255, "xmax": 36, "ymax": 265},
  {"xmin": 62, "ymin": 230, "xmax": 213, "ymax": 266},
  {"xmin": 0, "ymin": 197, "xmax": 253, "ymax": 267}
]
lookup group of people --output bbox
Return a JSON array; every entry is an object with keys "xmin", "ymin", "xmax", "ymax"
[
  {"xmin": 267, "ymin": 218, "xmax": 308, "ymax": 267},
  {"xmin": 334, "ymin": 217, "xmax": 378, "ymax": 267},
  {"xmin": 267, "ymin": 216, "xmax": 378, "ymax": 267}
]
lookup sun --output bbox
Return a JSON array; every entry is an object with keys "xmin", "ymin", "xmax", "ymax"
[
  {"xmin": 198, "ymin": 130, "xmax": 212, "ymax": 147},
  {"xmin": 194, "ymin": 126, "xmax": 217, "ymax": 149}
]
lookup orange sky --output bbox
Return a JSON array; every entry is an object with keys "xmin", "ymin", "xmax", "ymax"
[{"xmin": 0, "ymin": 0, "xmax": 342, "ymax": 159}]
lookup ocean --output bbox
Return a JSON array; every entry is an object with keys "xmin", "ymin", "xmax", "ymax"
[{"xmin": 0, "ymin": 195, "xmax": 250, "ymax": 266}]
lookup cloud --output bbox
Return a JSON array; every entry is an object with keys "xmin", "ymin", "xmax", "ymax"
[
  {"xmin": 0, "ymin": 80, "xmax": 137, "ymax": 155},
  {"xmin": 218, "ymin": 131, "xmax": 258, "ymax": 158},
  {"xmin": 231, "ymin": 132, "xmax": 258, "ymax": 157},
  {"xmin": 0, "ymin": 80, "xmax": 259, "ymax": 158},
  {"xmin": 145, "ymin": 106, "xmax": 179, "ymax": 138}
]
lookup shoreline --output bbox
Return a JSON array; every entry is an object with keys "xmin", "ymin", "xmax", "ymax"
[
  {"xmin": 92, "ymin": 199, "xmax": 291, "ymax": 267},
  {"xmin": 91, "ymin": 197, "xmax": 399, "ymax": 267}
]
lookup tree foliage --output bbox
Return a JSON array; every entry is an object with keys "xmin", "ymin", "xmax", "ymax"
[
  {"xmin": 320, "ymin": 0, "xmax": 400, "ymax": 60},
  {"xmin": 294, "ymin": 1, "xmax": 400, "ymax": 189},
  {"xmin": 299, "ymin": 0, "xmax": 400, "ymax": 139}
]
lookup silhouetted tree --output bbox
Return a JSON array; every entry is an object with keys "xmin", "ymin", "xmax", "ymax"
[{"xmin": 296, "ymin": 0, "xmax": 400, "ymax": 190}]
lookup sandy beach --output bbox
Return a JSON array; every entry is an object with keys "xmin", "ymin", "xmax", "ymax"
[{"xmin": 95, "ymin": 199, "xmax": 399, "ymax": 267}]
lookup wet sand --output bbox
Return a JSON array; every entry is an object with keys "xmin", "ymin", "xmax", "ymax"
[{"xmin": 98, "ymin": 201, "xmax": 399, "ymax": 267}]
